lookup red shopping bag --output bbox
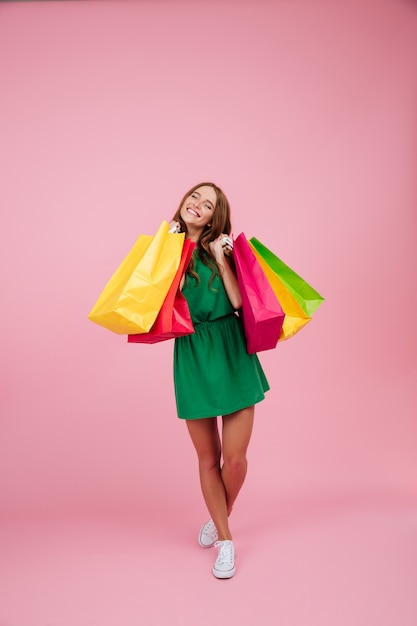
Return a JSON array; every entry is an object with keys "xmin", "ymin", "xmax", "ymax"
[
  {"xmin": 127, "ymin": 240, "xmax": 195, "ymax": 344},
  {"xmin": 233, "ymin": 233, "xmax": 285, "ymax": 354}
]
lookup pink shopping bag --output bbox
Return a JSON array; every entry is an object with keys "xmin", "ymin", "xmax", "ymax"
[{"xmin": 233, "ymin": 233, "xmax": 285, "ymax": 354}]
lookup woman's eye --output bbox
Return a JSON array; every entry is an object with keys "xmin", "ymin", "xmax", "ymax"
[
  {"xmin": 191, "ymin": 194, "xmax": 197, "ymax": 199},
  {"xmin": 205, "ymin": 204, "xmax": 212, "ymax": 210}
]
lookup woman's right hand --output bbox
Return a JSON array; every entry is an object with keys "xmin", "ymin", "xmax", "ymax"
[{"xmin": 169, "ymin": 220, "xmax": 181, "ymax": 233}]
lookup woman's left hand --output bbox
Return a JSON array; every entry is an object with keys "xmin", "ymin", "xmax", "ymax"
[
  {"xmin": 209, "ymin": 234, "xmax": 233, "ymax": 260},
  {"xmin": 209, "ymin": 235, "xmax": 241, "ymax": 309}
]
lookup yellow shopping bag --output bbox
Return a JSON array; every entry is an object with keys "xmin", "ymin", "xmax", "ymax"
[
  {"xmin": 88, "ymin": 221, "xmax": 185, "ymax": 334},
  {"xmin": 249, "ymin": 243, "xmax": 311, "ymax": 341}
]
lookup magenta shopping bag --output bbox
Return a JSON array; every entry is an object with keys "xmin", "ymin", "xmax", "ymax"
[{"xmin": 233, "ymin": 233, "xmax": 285, "ymax": 354}]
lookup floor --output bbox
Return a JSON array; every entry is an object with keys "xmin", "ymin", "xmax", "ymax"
[{"xmin": 1, "ymin": 489, "xmax": 416, "ymax": 626}]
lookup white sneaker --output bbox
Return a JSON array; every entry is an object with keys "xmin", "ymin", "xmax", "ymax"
[
  {"xmin": 212, "ymin": 540, "xmax": 236, "ymax": 579},
  {"xmin": 198, "ymin": 519, "xmax": 218, "ymax": 548}
]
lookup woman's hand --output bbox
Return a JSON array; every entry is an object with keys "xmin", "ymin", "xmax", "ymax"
[
  {"xmin": 169, "ymin": 220, "xmax": 181, "ymax": 233},
  {"xmin": 210, "ymin": 235, "xmax": 242, "ymax": 310},
  {"xmin": 209, "ymin": 234, "xmax": 233, "ymax": 261}
]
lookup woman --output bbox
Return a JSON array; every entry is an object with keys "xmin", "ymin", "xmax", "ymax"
[{"xmin": 170, "ymin": 182, "xmax": 269, "ymax": 579}]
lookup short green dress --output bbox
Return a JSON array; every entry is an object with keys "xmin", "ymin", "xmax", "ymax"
[{"xmin": 173, "ymin": 252, "xmax": 270, "ymax": 420}]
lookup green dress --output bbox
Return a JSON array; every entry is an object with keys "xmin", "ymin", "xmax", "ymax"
[{"xmin": 173, "ymin": 253, "xmax": 270, "ymax": 420}]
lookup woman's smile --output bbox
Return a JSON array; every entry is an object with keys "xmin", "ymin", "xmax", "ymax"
[{"xmin": 186, "ymin": 206, "xmax": 201, "ymax": 217}]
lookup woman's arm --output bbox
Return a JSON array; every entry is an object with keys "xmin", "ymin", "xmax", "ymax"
[{"xmin": 210, "ymin": 236, "xmax": 242, "ymax": 310}]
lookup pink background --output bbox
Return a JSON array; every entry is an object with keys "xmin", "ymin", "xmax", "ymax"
[{"xmin": 1, "ymin": 1, "xmax": 416, "ymax": 625}]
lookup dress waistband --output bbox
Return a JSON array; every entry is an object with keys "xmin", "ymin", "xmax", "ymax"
[{"xmin": 193, "ymin": 313, "xmax": 239, "ymax": 330}]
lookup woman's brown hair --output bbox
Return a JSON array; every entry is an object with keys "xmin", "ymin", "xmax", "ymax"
[{"xmin": 171, "ymin": 182, "xmax": 232, "ymax": 285}]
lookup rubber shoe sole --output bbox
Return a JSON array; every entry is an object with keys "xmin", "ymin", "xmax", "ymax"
[{"xmin": 212, "ymin": 563, "xmax": 236, "ymax": 579}]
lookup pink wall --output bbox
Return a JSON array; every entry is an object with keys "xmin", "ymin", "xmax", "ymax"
[{"xmin": 0, "ymin": 0, "xmax": 416, "ymax": 520}]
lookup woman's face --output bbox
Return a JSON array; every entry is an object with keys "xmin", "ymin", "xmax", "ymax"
[{"xmin": 180, "ymin": 185, "xmax": 217, "ymax": 231}]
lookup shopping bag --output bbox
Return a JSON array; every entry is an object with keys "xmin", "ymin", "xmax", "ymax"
[
  {"xmin": 88, "ymin": 221, "xmax": 185, "ymax": 334},
  {"xmin": 233, "ymin": 233, "xmax": 285, "ymax": 354},
  {"xmin": 249, "ymin": 243, "xmax": 311, "ymax": 341},
  {"xmin": 127, "ymin": 240, "xmax": 195, "ymax": 344},
  {"xmin": 249, "ymin": 238, "xmax": 324, "ymax": 317}
]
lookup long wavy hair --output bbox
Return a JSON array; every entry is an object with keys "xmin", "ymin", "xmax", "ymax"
[{"xmin": 171, "ymin": 182, "xmax": 232, "ymax": 285}]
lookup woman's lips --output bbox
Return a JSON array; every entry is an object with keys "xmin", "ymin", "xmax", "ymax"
[{"xmin": 187, "ymin": 207, "xmax": 200, "ymax": 217}]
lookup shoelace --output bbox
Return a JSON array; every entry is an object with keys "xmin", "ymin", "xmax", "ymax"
[
  {"xmin": 214, "ymin": 540, "xmax": 234, "ymax": 565},
  {"xmin": 204, "ymin": 520, "xmax": 218, "ymax": 541}
]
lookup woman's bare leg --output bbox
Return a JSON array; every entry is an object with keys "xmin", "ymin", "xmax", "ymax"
[
  {"xmin": 221, "ymin": 406, "xmax": 254, "ymax": 516},
  {"xmin": 186, "ymin": 417, "xmax": 232, "ymax": 541}
]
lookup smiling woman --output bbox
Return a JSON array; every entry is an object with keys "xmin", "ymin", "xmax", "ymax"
[{"xmin": 169, "ymin": 182, "xmax": 270, "ymax": 580}]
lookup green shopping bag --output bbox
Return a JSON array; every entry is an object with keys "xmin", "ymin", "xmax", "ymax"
[{"xmin": 249, "ymin": 238, "xmax": 324, "ymax": 317}]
